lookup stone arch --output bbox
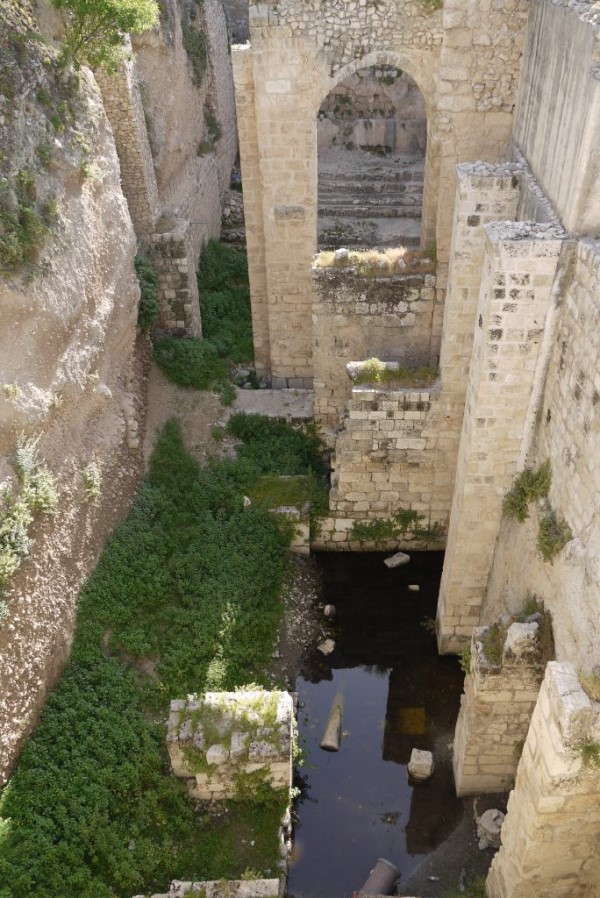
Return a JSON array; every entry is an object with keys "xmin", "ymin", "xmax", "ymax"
[{"xmin": 314, "ymin": 49, "xmax": 439, "ymax": 250}]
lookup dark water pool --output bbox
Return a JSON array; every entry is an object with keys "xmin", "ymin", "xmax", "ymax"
[{"xmin": 287, "ymin": 552, "xmax": 464, "ymax": 898}]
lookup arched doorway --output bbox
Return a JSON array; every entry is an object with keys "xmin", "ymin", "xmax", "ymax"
[{"xmin": 317, "ymin": 64, "xmax": 428, "ymax": 251}]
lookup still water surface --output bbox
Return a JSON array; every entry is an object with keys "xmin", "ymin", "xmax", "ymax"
[{"xmin": 287, "ymin": 551, "xmax": 464, "ymax": 898}]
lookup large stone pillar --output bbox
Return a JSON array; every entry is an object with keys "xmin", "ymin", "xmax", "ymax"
[
  {"xmin": 487, "ymin": 663, "xmax": 600, "ymax": 898},
  {"xmin": 434, "ymin": 163, "xmax": 522, "ymax": 547},
  {"xmin": 437, "ymin": 221, "xmax": 566, "ymax": 652},
  {"xmin": 232, "ymin": 45, "xmax": 271, "ymax": 379},
  {"xmin": 453, "ymin": 619, "xmax": 545, "ymax": 796}
]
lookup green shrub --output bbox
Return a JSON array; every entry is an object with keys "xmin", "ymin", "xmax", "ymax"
[
  {"xmin": 198, "ymin": 241, "xmax": 253, "ymax": 364},
  {"xmin": 503, "ymin": 460, "xmax": 551, "ymax": 521},
  {"xmin": 537, "ymin": 512, "xmax": 572, "ymax": 562},
  {"xmin": 181, "ymin": 21, "xmax": 207, "ymax": 86},
  {"xmin": 134, "ymin": 254, "xmax": 160, "ymax": 332},
  {"xmin": 227, "ymin": 413, "xmax": 326, "ymax": 477},
  {"xmin": 0, "ymin": 171, "xmax": 51, "ymax": 274},
  {"xmin": 0, "ymin": 417, "xmax": 306, "ymax": 895},
  {"xmin": 153, "ymin": 337, "xmax": 227, "ymax": 390},
  {"xmin": 349, "ymin": 508, "xmax": 443, "ymax": 544},
  {"xmin": 51, "ymin": 0, "xmax": 159, "ymax": 72}
]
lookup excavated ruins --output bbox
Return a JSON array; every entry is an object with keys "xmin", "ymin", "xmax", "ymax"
[{"xmin": 1, "ymin": 0, "xmax": 600, "ymax": 896}]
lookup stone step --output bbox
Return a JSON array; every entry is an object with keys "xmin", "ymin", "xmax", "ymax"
[{"xmin": 318, "ymin": 205, "xmax": 422, "ymax": 220}]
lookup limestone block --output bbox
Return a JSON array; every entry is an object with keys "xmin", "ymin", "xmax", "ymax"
[{"xmin": 408, "ymin": 748, "xmax": 435, "ymax": 781}]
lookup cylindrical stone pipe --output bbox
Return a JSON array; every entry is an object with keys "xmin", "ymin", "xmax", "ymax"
[
  {"xmin": 359, "ymin": 857, "xmax": 400, "ymax": 895},
  {"xmin": 320, "ymin": 695, "xmax": 343, "ymax": 752}
]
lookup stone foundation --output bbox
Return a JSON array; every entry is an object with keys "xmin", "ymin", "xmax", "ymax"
[
  {"xmin": 487, "ymin": 662, "xmax": 600, "ymax": 897},
  {"xmin": 453, "ymin": 619, "xmax": 546, "ymax": 796},
  {"xmin": 150, "ymin": 223, "xmax": 202, "ymax": 336},
  {"xmin": 330, "ymin": 383, "xmax": 447, "ymax": 535},
  {"xmin": 167, "ymin": 691, "xmax": 293, "ymax": 801}
]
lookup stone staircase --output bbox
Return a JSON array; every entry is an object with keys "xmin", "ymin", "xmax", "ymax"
[{"xmin": 318, "ymin": 151, "xmax": 424, "ymax": 249}]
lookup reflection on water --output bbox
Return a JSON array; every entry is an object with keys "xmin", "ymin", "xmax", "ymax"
[{"xmin": 287, "ymin": 552, "xmax": 464, "ymax": 898}]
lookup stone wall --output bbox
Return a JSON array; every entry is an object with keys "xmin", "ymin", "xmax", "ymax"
[
  {"xmin": 167, "ymin": 691, "xmax": 293, "ymax": 801},
  {"xmin": 150, "ymin": 223, "xmax": 202, "ymax": 336},
  {"xmin": 313, "ymin": 267, "xmax": 438, "ymax": 431},
  {"xmin": 487, "ymin": 663, "xmax": 600, "ymax": 897},
  {"xmin": 330, "ymin": 383, "xmax": 447, "ymax": 530},
  {"xmin": 233, "ymin": 0, "xmax": 529, "ymax": 385},
  {"xmin": 483, "ymin": 239, "xmax": 600, "ymax": 670},
  {"xmin": 437, "ymin": 220, "xmax": 566, "ymax": 653},
  {"xmin": 96, "ymin": 51, "xmax": 160, "ymax": 238},
  {"xmin": 100, "ymin": 0, "xmax": 238, "ymax": 332},
  {"xmin": 512, "ymin": 0, "xmax": 600, "ymax": 236},
  {"xmin": 453, "ymin": 620, "xmax": 545, "ymax": 796}
]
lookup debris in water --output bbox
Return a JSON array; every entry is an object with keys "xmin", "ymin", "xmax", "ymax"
[
  {"xmin": 320, "ymin": 695, "xmax": 343, "ymax": 751},
  {"xmin": 323, "ymin": 603, "xmax": 336, "ymax": 619},
  {"xmin": 408, "ymin": 584, "xmax": 420, "ymax": 592},
  {"xmin": 383, "ymin": 552, "xmax": 410, "ymax": 568},
  {"xmin": 407, "ymin": 747, "xmax": 435, "ymax": 782},
  {"xmin": 317, "ymin": 638, "xmax": 335, "ymax": 655}
]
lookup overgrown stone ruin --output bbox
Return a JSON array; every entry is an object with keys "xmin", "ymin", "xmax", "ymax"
[
  {"xmin": 167, "ymin": 690, "xmax": 293, "ymax": 800},
  {"xmin": 1, "ymin": 0, "xmax": 600, "ymax": 895}
]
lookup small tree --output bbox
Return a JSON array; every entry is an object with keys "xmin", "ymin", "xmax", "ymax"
[{"xmin": 52, "ymin": 0, "xmax": 159, "ymax": 72}]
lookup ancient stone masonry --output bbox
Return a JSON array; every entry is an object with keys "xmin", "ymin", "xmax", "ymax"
[
  {"xmin": 167, "ymin": 691, "xmax": 293, "ymax": 800},
  {"xmin": 330, "ymin": 383, "xmax": 446, "ymax": 529},
  {"xmin": 512, "ymin": 0, "xmax": 600, "ymax": 236},
  {"xmin": 150, "ymin": 223, "xmax": 202, "ymax": 336},
  {"xmin": 312, "ymin": 267, "xmax": 439, "ymax": 433},
  {"xmin": 100, "ymin": 0, "xmax": 237, "ymax": 334},
  {"xmin": 483, "ymin": 239, "xmax": 600, "ymax": 670},
  {"xmin": 437, "ymin": 220, "xmax": 567, "ymax": 653},
  {"xmin": 453, "ymin": 619, "xmax": 547, "ymax": 796},
  {"xmin": 233, "ymin": 0, "xmax": 529, "ymax": 385},
  {"xmin": 487, "ymin": 663, "xmax": 600, "ymax": 898},
  {"xmin": 95, "ymin": 51, "xmax": 160, "ymax": 238}
]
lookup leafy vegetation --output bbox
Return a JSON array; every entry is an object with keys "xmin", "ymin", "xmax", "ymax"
[
  {"xmin": 503, "ymin": 460, "xmax": 551, "ymax": 521},
  {"xmin": 198, "ymin": 241, "xmax": 253, "ymax": 364},
  {"xmin": 349, "ymin": 508, "xmax": 443, "ymax": 544},
  {"xmin": 0, "ymin": 171, "xmax": 56, "ymax": 274},
  {"xmin": 575, "ymin": 739, "xmax": 600, "ymax": 769},
  {"xmin": 514, "ymin": 594, "xmax": 555, "ymax": 665},
  {"xmin": 0, "ymin": 416, "xmax": 322, "ymax": 896},
  {"xmin": 81, "ymin": 462, "xmax": 101, "ymax": 503},
  {"xmin": 459, "ymin": 646, "xmax": 472, "ymax": 675},
  {"xmin": 51, "ymin": 0, "xmax": 159, "ymax": 72},
  {"xmin": 153, "ymin": 242, "xmax": 252, "ymax": 404},
  {"xmin": 537, "ymin": 511, "xmax": 572, "ymax": 563},
  {"xmin": 182, "ymin": 21, "xmax": 207, "ymax": 87},
  {"xmin": 227, "ymin": 413, "xmax": 327, "ymax": 478},
  {"xmin": 134, "ymin": 254, "xmax": 160, "ymax": 332},
  {"xmin": 480, "ymin": 621, "xmax": 506, "ymax": 666},
  {"xmin": 153, "ymin": 337, "xmax": 227, "ymax": 390},
  {"xmin": 0, "ymin": 436, "xmax": 58, "ymax": 606}
]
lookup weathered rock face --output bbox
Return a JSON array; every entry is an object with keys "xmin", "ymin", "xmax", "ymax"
[{"xmin": 0, "ymin": 3, "xmax": 144, "ymax": 782}]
